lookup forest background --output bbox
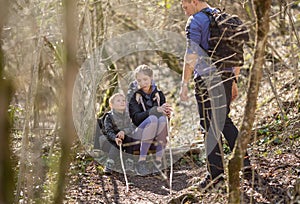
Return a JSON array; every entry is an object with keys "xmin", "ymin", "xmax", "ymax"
[{"xmin": 0, "ymin": 0, "xmax": 299, "ymax": 203}]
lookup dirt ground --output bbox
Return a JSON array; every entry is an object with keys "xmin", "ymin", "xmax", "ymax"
[{"xmin": 65, "ymin": 146, "xmax": 300, "ymax": 204}]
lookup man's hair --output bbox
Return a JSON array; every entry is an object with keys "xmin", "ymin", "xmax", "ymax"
[
  {"xmin": 134, "ymin": 64, "xmax": 153, "ymax": 79},
  {"xmin": 109, "ymin": 93, "xmax": 125, "ymax": 106}
]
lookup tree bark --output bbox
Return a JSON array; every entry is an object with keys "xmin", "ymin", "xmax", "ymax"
[
  {"xmin": 53, "ymin": 0, "xmax": 78, "ymax": 203},
  {"xmin": 0, "ymin": 2, "xmax": 14, "ymax": 203},
  {"xmin": 227, "ymin": 0, "xmax": 271, "ymax": 203}
]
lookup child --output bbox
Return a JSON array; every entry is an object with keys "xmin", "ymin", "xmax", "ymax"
[
  {"xmin": 128, "ymin": 64, "xmax": 172, "ymax": 176},
  {"xmin": 103, "ymin": 93, "xmax": 135, "ymax": 174}
]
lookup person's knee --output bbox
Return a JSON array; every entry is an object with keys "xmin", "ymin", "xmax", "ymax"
[
  {"xmin": 146, "ymin": 115, "xmax": 158, "ymax": 129},
  {"xmin": 157, "ymin": 116, "xmax": 168, "ymax": 129},
  {"xmin": 158, "ymin": 115, "xmax": 167, "ymax": 123},
  {"xmin": 156, "ymin": 137, "xmax": 167, "ymax": 145},
  {"xmin": 148, "ymin": 115, "xmax": 158, "ymax": 123}
]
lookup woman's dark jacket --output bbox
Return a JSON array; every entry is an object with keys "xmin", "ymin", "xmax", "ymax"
[
  {"xmin": 128, "ymin": 86, "xmax": 166, "ymax": 127},
  {"xmin": 103, "ymin": 110, "xmax": 135, "ymax": 143}
]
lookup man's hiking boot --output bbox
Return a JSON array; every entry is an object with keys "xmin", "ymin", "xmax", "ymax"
[
  {"xmin": 243, "ymin": 166, "xmax": 259, "ymax": 181},
  {"xmin": 197, "ymin": 174, "xmax": 224, "ymax": 190},
  {"xmin": 135, "ymin": 160, "xmax": 149, "ymax": 176},
  {"xmin": 104, "ymin": 159, "xmax": 115, "ymax": 175}
]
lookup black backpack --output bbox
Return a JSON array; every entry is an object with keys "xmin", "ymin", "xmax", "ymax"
[
  {"xmin": 127, "ymin": 81, "xmax": 138, "ymax": 104},
  {"xmin": 93, "ymin": 112, "xmax": 113, "ymax": 150},
  {"xmin": 201, "ymin": 9, "xmax": 250, "ymax": 69},
  {"xmin": 97, "ymin": 112, "xmax": 113, "ymax": 135}
]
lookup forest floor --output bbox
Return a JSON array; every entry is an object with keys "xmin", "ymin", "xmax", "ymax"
[
  {"xmin": 65, "ymin": 139, "xmax": 300, "ymax": 204},
  {"xmin": 65, "ymin": 68, "xmax": 300, "ymax": 204}
]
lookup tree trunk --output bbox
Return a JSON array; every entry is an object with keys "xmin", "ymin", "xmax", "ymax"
[
  {"xmin": 0, "ymin": 2, "xmax": 14, "ymax": 203},
  {"xmin": 15, "ymin": 14, "xmax": 44, "ymax": 204},
  {"xmin": 0, "ymin": 64, "xmax": 14, "ymax": 204},
  {"xmin": 53, "ymin": 0, "xmax": 78, "ymax": 203},
  {"xmin": 227, "ymin": 0, "xmax": 271, "ymax": 203}
]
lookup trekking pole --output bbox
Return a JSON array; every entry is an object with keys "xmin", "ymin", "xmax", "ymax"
[
  {"xmin": 166, "ymin": 114, "xmax": 173, "ymax": 195},
  {"xmin": 119, "ymin": 144, "xmax": 129, "ymax": 193}
]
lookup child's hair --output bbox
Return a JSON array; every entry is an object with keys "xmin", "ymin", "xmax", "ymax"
[
  {"xmin": 109, "ymin": 93, "xmax": 125, "ymax": 106},
  {"xmin": 134, "ymin": 64, "xmax": 153, "ymax": 79}
]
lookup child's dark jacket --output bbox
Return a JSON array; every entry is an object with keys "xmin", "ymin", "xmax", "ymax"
[{"xmin": 104, "ymin": 110, "xmax": 135, "ymax": 143}]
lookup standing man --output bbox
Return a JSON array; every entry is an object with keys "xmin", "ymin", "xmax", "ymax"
[{"xmin": 179, "ymin": 0, "xmax": 251, "ymax": 188}]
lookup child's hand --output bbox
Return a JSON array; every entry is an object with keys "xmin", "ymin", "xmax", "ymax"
[
  {"xmin": 116, "ymin": 131, "xmax": 125, "ymax": 140},
  {"xmin": 115, "ymin": 137, "xmax": 122, "ymax": 146}
]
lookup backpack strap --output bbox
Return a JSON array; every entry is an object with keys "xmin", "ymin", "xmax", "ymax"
[
  {"xmin": 136, "ymin": 92, "xmax": 160, "ymax": 112},
  {"xmin": 139, "ymin": 96, "xmax": 147, "ymax": 112},
  {"xmin": 135, "ymin": 93, "xmax": 147, "ymax": 111},
  {"xmin": 154, "ymin": 92, "xmax": 160, "ymax": 107},
  {"xmin": 197, "ymin": 9, "xmax": 216, "ymax": 53},
  {"xmin": 200, "ymin": 9, "xmax": 218, "ymax": 31}
]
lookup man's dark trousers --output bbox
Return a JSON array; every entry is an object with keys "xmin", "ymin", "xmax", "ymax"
[{"xmin": 195, "ymin": 74, "xmax": 251, "ymax": 179}]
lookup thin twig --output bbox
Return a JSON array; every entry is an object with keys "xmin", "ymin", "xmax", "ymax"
[
  {"xmin": 119, "ymin": 144, "xmax": 129, "ymax": 193},
  {"xmin": 287, "ymin": 4, "xmax": 300, "ymax": 102},
  {"xmin": 264, "ymin": 67, "xmax": 286, "ymax": 124}
]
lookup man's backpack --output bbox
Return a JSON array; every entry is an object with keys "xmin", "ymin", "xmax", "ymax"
[{"xmin": 201, "ymin": 9, "xmax": 250, "ymax": 69}]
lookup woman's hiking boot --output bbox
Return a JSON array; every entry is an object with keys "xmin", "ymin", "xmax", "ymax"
[
  {"xmin": 135, "ymin": 160, "xmax": 149, "ymax": 176},
  {"xmin": 151, "ymin": 160, "xmax": 162, "ymax": 174}
]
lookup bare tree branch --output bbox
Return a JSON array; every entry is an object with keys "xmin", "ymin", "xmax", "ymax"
[{"xmin": 228, "ymin": 0, "xmax": 272, "ymax": 203}]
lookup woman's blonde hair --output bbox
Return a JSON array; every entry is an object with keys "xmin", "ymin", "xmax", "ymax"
[{"xmin": 134, "ymin": 64, "xmax": 153, "ymax": 79}]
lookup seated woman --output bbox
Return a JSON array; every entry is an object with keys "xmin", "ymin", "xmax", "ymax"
[{"xmin": 128, "ymin": 64, "xmax": 172, "ymax": 176}]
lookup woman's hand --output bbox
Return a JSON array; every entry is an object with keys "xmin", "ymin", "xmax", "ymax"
[{"xmin": 157, "ymin": 103, "xmax": 173, "ymax": 117}]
